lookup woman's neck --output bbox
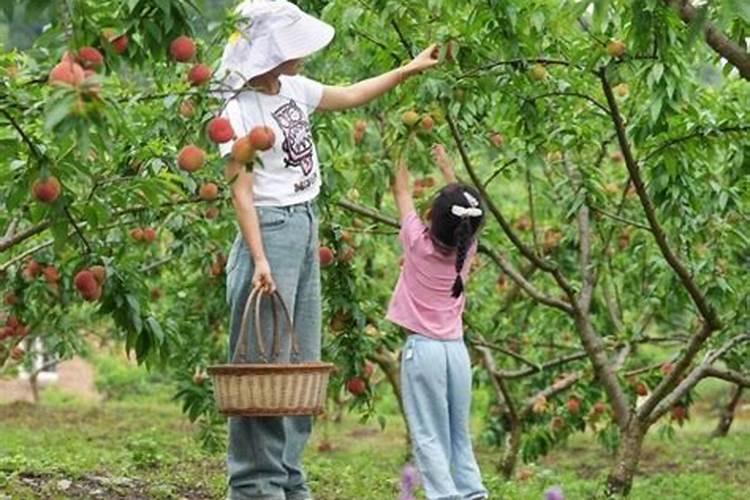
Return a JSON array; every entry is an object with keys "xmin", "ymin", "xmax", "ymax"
[{"xmin": 247, "ymin": 73, "xmax": 281, "ymax": 95}]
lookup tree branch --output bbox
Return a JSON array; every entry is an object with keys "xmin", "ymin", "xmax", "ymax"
[
  {"xmin": 663, "ymin": 0, "xmax": 750, "ymax": 80},
  {"xmin": 0, "ymin": 108, "xmax": 44, "ymax": 160},
  {"xmin": 645, "ymin": 333, "xmax": 750, "ymax": 424},
  {"xmin": 573, "ymin": 314, "xmax": 631, "ymax": 429},
  {"xmin": 0, "ymin": 222, "xmax": 51, "ymax": 253},
  {"xmin": 2, "ymin": 219, "xmax": 19, "ymax": 242},
  {"xmin": 336, "ymin": 199, "xmax": 399, "ymax": 228},
  {"xmin": 577, "ymin": 202, "xmax": 596, "ymax": 314},
  {"xmin": 590, "ymin": 205, "xmax": 652, "ymax": 231},
  {"xmin": 498, "ymin": 351, "xmax": 589, "ymax": 380},
  {"xmin": 641, "ymin": 125, "xmax": 750, "ymax": 164},
  {"xmin": 468, "ymin": 337, "xmax": 541, "ymax": 372},
  {"xmin": 483, "ymin": 159, "xmax": 518, "ymax": 189},
  {"xmin": 63, "ymin": 206, "xmax": 93, "ymax": 254},
  {"xmin": 529, "ymin": 91, "xmax": 610, "ymax": 115},
  {"xmin": 520, "ymin": 372, "xmax": 581, "ymax": 418},
  {"xmin": 390, "ymin": 20, "xmax": 414, "ymax": 58},
  {"xmin": 477, "ymin": 345, "xmax": 519, "ymax": 422},
  {"xmin": 703, "ymin": 367, "xmax": 750, "ymax": 388},
  {"xmin": 599, "ymin": 68, "xmax": 721, "ymax": 331},
  {"xmin": 459, "ymin": 58, "xmax": 577, "ymax": 81},
  {"xmin": 1, "ymin": 197, "xmax": 209, "ymax": 255},
  {"xmin": 479, "ymin": 245, "xmax": 574, "ymax": 314},
  {"xmin": 444, "ymin": 109, "xmax": 578, "ymax": 302},
  {"xmin": 351, "ymin": 28, "xmax": 403, "ymax": 65}
]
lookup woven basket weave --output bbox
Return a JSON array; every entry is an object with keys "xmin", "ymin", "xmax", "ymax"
[{"xmin": 208, "ymin": 287, "xmax": 333, "ymax": 417}]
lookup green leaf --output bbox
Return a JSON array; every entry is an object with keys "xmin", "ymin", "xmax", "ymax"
[
  {"xmin": 729, "ymin": 0, "xmax": 750, "ymax": 22},
  {"xmin": 146, "ymin": 316, "xmax": 165, "ymax": 345},
  {"xmin": 44, "ymin": 96, "xmax": 75, "ymax": 131},
  {"xmin": 686, "ymin": 5, "xmax": 709, "ymax": 46},
  {"xmin": 650, "ymin": 63, "xmax": 664, "ymax": 83},
  {"xmin": 649, "ymin": 97, "xmax": 663, "ymax": 124},
  {"xmin": 50, "ymin": 215, "xmax": 70, "ymax": 254},
  {"xmin": 378, "ymin": 415, "xmax": 386, "ymax": 431},
  {"xmin": 125, "ymin": 294, "xmax": 143, "ymax": 333},
  {"xmin": 592, "ymin": 0, "xmax": 610, "ymax": 30}
]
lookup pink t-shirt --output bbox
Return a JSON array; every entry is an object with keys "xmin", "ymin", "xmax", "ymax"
[{"xmin": 386, "ymin": 211, "xmax": 477, "ymax": 340}]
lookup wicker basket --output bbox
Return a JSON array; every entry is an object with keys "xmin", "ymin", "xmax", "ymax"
[{"xmin": 208, "ymin": 287, "xmax": 334, "ymax": 417}]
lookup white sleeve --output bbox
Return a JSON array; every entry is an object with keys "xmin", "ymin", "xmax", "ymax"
[
  {"xmin": 295, "ymin": 75, "xmax": 324, "ymax": 114},
  {"xmin": 218, "ymin": 98, "xmax": 244, "ymax": 159}
]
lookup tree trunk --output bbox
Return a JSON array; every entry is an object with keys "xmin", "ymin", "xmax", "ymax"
[
  {"xmin": 30, "ymin": 372, "xmax": 40, "ymax": 403},
  {"xmin": 499, "ymin": 422, "xmax": 522, "ymax": 479},
  {"xmin": 711, "ymin": 384, "xmax": 744, "ymax": 438},
  {"xmin": 370, "ymin": 348, "xmax": 410, "ymax": 449},
  {"xmin": 332, "ymin": 390, "xmax": 347, "ymax": 423},
  {"xmin": 606, "ymin": 421, "xmax": 646, "ymax": 497}
]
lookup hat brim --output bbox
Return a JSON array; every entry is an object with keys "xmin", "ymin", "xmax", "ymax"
[
  {"xmin": 275, "ymin": 15, "xmax": 335, "ymax": 64},
  {"xmin": 217, "ymin": 14, "xmax": 335, "ymax": 92}
]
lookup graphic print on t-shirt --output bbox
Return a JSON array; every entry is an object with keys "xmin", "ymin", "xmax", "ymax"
[{"xmin": 272, "ymin": 100, "xmax": 314, "ymax": 177}]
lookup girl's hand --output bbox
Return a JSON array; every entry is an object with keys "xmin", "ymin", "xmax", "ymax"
[
  {"xmin": 432, "ymin": 144, "xmax": 457, "ymax": 183},
  {"xmin": 252, "ymin": 258, "xmax": 276, "ymax": 295},
  {"xmin": 394, "ymin": 156, "xmax": 410, "ymax": 189},
  {"xmin": 404, "ymin": 44, "xmax": 441, "ymax": 76}
]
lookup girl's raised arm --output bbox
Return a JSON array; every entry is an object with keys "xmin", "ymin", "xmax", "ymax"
[
  {"xmin": 391, "ymin": 156, "xmax": 415, "ymax": 222},
  {"xmin": 317, "ymin": 45, "xmax": 440, "ymax": 112},
  {"xmin": 431, "ymin": 144, "xmax": 457, "ymax": 184}
]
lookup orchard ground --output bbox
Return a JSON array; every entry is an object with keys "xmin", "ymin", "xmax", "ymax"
[{"xmin": 0, "ymin": 349, "xmax": 748, "ymax": 500}]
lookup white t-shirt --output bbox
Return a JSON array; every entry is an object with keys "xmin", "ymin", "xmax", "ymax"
[{"xmin": 219, "ymin": 75, "xmax": 324, "ymax": 206}]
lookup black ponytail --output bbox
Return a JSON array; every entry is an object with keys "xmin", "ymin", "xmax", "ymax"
[
  {"xmin": 429, "ymin": 183, "xmax": 486, "ymax": 298},
  {"xmin": 451, "ymin": 217, "xmax": 473, "ymax": 298}
]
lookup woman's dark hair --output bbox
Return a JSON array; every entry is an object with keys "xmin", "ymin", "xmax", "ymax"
[{"xmin": 429, "ymin": 183, "xmax": 485, "ymax": 297}]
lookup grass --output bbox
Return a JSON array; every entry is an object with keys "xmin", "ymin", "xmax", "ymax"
[{"xmin": 0, "ymin": 383, "xmax": 748, "ymax": 499}]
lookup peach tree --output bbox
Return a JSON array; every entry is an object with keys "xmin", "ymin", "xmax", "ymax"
[{"xmin": 1, "ymin": 0, "xmax": 749, "ymax": 497}]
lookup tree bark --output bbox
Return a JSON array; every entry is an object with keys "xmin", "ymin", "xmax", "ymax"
[
  {"xmin": 499, "ymin": 423, "xmax": 523, "ymax": 480},
  {"xmin": 663, "ymin": 0, "xmax": 750, "ymax": 81},
  {"xmin": 369, "ymin": 347, "xmax": 410, "ymax": 448},
  {"xmin": 606, "ymin": 420, "xmax": 646, "ymax": 497},
  {"xmin": 711, "ymin": 384, "xmax": 744, "ymax": 438}
]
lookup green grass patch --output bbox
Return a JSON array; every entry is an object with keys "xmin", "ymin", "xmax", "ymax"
[{"xmin": 0, "ymin": 385, "xmax": 748, "ymax": 499}]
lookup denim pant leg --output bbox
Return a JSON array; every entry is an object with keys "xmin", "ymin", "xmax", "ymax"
[
  {"xmin": 401, "ymin": 335, "xmax": 461, "ymax": 500},
  {"xmin": 283, "ymin": 206, "xmax": 320, "ymax": 500},
  {"xmin": 446, "ymin": 341, "xmax": 487, "ymax": 500},
  {"xmin": 225, "ymin": 205, "xmax": 318, "ymax": 500}
]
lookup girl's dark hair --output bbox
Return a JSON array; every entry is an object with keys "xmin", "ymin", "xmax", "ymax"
[{"xmin": 429, "ymin": 183, "xmax": 485, "ymax": 297}]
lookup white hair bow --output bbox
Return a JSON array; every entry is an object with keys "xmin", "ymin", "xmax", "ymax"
[{"xmin": 451, "ymin": 205, "xmax": 483, "ymax": 218}]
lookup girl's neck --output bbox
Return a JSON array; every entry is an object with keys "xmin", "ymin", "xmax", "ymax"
[
  {"xmin": 247, "ymin": 73, "xmax": 281, "ymax": 95},
  {"xmin": 429, "ymin": 232, "xmax": 455, "ymax": 254}
]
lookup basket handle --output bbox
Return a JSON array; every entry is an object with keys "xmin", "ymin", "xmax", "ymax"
[{"xmin": 232, "ymin": 286, "xmax": 300, "ymax": 364}]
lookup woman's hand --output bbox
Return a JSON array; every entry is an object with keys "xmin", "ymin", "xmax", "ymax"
[
  {"xmin": 252, "ymin": 258, "xmax": 276, "ymax": 294},
  {"xmin": 404, "ymin": 44, "xmax": 441, "ymax": 77}
]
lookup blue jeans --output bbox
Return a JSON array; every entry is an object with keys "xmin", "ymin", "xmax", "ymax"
[
  {"xmin": 401, "ymin": 334, "xmax": 488, "ymax": 500},
  {"xmin": 225, "ymin": 202, "xmax": 321, "ymax": 500}
]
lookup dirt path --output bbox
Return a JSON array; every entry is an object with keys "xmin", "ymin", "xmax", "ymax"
[{"xmin": 0, "ymin": 356, "xmax": 100, "ymax": 403}]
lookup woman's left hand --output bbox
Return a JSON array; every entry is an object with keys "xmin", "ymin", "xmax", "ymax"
[{"xmin": 404, "ymin": 44, "xmax": 441, "ymax": 76}]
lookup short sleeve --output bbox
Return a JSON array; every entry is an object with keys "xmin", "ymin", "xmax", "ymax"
[
  {"xmin": 295, "ymin": 75, "xmax": 324, "ymax": 114},
  {"xmin": 218, "ymin": 98, "xmax": 244, "ymax": 159},
  {"xmin": 399, "ymin": 211, "xmax": 427, "ymax": 249}
]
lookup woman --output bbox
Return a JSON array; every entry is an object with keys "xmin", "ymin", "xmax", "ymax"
[{"xmin": 217, "ymin": 2, "xmax": 440, "ymax": 499}]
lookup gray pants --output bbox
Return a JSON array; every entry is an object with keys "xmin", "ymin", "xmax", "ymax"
[
  {"xmin": 225, "ymin": 202, "xmax": 321, "ymax": 500},
  {"xmin": 402, "ymin": 334, "xmax": 487, "ymax": 500}
]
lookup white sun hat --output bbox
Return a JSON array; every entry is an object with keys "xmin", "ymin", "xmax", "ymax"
[{"xmin": 216, "ymin": 0, "xmax": 335, "ymax": 93}]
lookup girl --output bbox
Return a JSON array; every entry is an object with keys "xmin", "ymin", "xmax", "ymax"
[
  {"xmin": 388, "ymin": 144, "xmax": 488, "ymax": 500},
  {"xmin": 217, "ymin": 2, "xmax": 440, "ymax": 499}
]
